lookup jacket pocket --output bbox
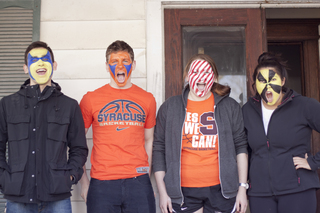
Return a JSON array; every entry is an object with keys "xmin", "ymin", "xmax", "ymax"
[
  {"xmin": 47, "ymin": 116, "xmax": 70, "ymax": 142},
  {"xmin": 272, "ymin": 155, "xmax": 300, "ymax": 192},
  {"xmin": 1, "ymin": 163, "xmax": 26, "ymax": 196},
  {"xmin": 48, "ymin": 162, "xmax": 72, "ymax": 195},
  {"xmin": 164, "ymin": 162, "xmax": 181, "ymax": 199},
  {"xmin": 7, "ymin": 115, "xmax": 30, "ymax": 164},
  {"xmin": 7, "ymin": 115, "xmax": 29, "ymax": 141},
  {"xmin": 46, "ymin": 116, "xmax": 70, "ymax": 162}
]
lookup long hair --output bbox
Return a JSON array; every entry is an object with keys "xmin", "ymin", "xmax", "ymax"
[{"xmin": 183, "ymin": 54, "xmax": 230, "ymax": 96}]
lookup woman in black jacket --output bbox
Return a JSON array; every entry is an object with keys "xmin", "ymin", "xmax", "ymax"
[{"xmin": 242, "ymin": 52, "xmax": 320, "ymax": 213}]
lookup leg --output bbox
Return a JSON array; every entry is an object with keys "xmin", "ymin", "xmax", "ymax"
[
  {"xmin": 87, "ymin": 178, "xmax": 122, "ymax": 213},
  {"xmin": 204, "ymin": 185, "xmax": 236, "ymax": 213},
  {"xmin": 278, "ymin": 189, "xmax": 317, "ymax": 213},
  {"xmin": 6, "ymin": 200, "xmax": 38, "ymax": 213},
  {"xmin": 40, "ymin": 198, "xmax": 72, "ymax": 213},
  {"xmin": 193, "ymin": 207, "xmax": 204, "ymax": 213},
  {"xmin": 248, "ymin": 196, "xmax": 277, "ymax": 213},
  {"xmin": 122, "ymin": 174, "xmax": 156, "ymax": 213}
]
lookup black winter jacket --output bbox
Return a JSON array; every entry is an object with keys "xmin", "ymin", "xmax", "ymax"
[
  {"xmin": 0, "ymin": 80, "xmax": 88, "ymax": 203},
  {"xmin": 242, "ymin": 88, "xmax": 320, "ymax": 196}
]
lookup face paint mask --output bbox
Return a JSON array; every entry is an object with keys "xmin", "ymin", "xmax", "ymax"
[
  {"xmin": 108, "ymin": 51, "xmax": 133, "ymax": 87},
  {"xmin": 27, "ymin": 48, "xmax": 53, "ymax": 85},
  {"xmin": 188, "ymin": 60, "xmax": 214, "ymax": 97},
  {"xmin": 256, "ymin": 68, "xmax": 282, "ymax": 105}
]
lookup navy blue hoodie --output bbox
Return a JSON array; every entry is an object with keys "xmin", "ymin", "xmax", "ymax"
[{"xmin": 242, "ymin": 88, "xmax": 320, "ymax": 196}]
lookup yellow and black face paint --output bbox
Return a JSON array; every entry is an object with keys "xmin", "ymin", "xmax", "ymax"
[{"xmin": 256, "ymin": 68, "xmax": 282, "ymax": 105}]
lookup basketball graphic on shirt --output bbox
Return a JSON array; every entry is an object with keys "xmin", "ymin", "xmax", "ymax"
[{"xmin": 97, "ymin": 99, "xmax": 146, "ymax": 127}]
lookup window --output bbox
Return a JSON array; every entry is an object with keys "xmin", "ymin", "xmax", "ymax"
[
  {"xmin": 0, "ymin": 0, "xmax": 40, "ymax": 99},
  {"xmin": 0, "ymin": 1, "xmax": 40, "ymax": 211}
]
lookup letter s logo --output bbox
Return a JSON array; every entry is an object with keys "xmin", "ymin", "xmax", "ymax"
[{"xmin": 199, "ymin": 112, "xmax": 217, "ymax": 135}]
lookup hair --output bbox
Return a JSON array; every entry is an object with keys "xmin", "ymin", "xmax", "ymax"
[
  {"xmin": 252, "ymin": 52, "xmax": 289, "ymax": 92},
  {"xmin": 24, "ymin": 41, "xmax": 54, "ymax": 65},
  {"xmin": 183, "ymin": 54, "xmax": 231, "ymax": 96},
  {"xmin": 105, "ymin": 40, "xmax": 134, "ymax": 62}
]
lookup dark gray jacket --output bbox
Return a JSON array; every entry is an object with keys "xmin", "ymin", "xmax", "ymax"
[
  {"xmin": 0, "ymin": 79, "xmax": 88, "ymax": 203},
  {"xmin": 152, "ymin": 86, "xmax": 247, "ymax": 205}
]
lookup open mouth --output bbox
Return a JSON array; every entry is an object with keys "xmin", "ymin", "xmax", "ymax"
[
  {"xmin": 266, "ymin": 91, "xmax": 273, "ymax": 103},
  {"xmin": 197, "ymin": 82, "xmax": 206, "ymax": 91},
  {"xmin": 36, "ymin": 68, "xmax": 47, "ymax": 75},
  {"xmin": 116, "ymin": 71, "xmax": 126, "ymax": 83}
]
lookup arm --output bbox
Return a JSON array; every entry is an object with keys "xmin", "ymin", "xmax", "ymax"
[
  {"xmin": 0, "ymin": 101, "xmax": 8, "ymax": 176},
  {"xmin": 236, "ymin": 153, "xmax": 248, "ymax": 213},
  {"xmin": 155, "ymin": 171, "xmax": 173, "ymax": 213},
  {"xmin": 231, "ymin": 100, "xmax": 248, "ymax": 212},
  {"xmin": 145, "ymin": 127, "xmax": 154, "ymax": 175},
  {"xmin": 79, "ymin": 128, "xmax": 90, "ymax": 203},
  {"xmin": 67, "ymin": 105, "xmax": 88, "ymax": 183},
  {"xmin": 295, "ymin": 98, "xmax": 320, "ymax": 171}
]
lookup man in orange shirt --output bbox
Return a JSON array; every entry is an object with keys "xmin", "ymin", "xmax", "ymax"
[{"xmin": 79, "ymin": 40, "xmax": 156, "ymax": 213}]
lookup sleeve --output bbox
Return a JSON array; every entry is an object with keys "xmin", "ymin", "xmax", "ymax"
[
  {"xmin": 231, "ymin": 99, "xmax": 248, "ymax": 155},
  {"xmin": 67, "ymin": 102, "xmax": 89, "ymax": 184},
  {"xmin": 144, "ymin": 94, "xmax": 157, "ymax": 129},
  {"xmin": 79, "ymin": 93, "xmax": 93, "ymax": 129},
  {"xmin": 152, "ymin": 101, "xmax": 167, "ymax": 172},
  {"xmin": 0, "ymin": 99, "xmax": 8, "ymax": 173},
  {"xmin": 304, "ymin": 98, "xmax": 320, "ymax": 171}
]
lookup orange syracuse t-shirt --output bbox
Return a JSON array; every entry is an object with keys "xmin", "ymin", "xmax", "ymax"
[
  {"xmin": 181, "ymin": 93, "xmax": 220, "ymax": 187},
  {"xmin": 80, "ymin": 84, "xmax": 156, "ymax": 180}
]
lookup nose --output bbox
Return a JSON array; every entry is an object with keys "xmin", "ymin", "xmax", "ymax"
[
  {"xmin": 116, "ymin": 61, "xmax": 124, "ymax": 68},
  {"xmin": 37, "ymin": 59, "xmax": 44, "ymax": 66}
]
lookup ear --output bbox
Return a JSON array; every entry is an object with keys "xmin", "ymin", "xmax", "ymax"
[
  {"xmin": 23, "ymin": 64, "xmax": 29, "ymax": 74},
  {"xmin": 131, "ymin": 60, "xmax": 136, "ymax": 71},
  {"xmin": 105, "ymin": 62, "xmax": 111, "ymax": 73},
  {"xmin": 281, "ymin": 77, "xmax": 286, "ymax": 86},
  {"xmin": 53, "ymin": 61, "xmax": 58, "ymax": 71}
]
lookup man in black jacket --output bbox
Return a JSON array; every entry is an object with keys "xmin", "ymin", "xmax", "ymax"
[{"xmin": 0, "ymin": 41, "xmax": 88, "ymax": 213}]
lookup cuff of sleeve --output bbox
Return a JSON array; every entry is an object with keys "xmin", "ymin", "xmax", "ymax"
[{"xmin": 307, "ymin": 157, "xmax": 318, "ymax": 171}]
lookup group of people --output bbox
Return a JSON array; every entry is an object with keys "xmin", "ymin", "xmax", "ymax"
[{"xmin": 0, "ymin": 39, "xmax": 320, "ymax": 213}]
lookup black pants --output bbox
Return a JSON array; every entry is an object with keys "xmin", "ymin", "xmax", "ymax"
[{"xmin": 249, "ymin": 189, "xmax": 316, "ymax": 213}]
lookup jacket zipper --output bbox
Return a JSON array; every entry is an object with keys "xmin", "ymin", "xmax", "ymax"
[
  {"xmin": 179, "ymin": 108, "xmax": 187, "ymax": 206},
  {"xmin": 215, "ymin": 105, "xmax": 229, "ymax": 199},
  {"xmin": 266, "ymin": 137, "xmax": 275, "ymax": 195}
]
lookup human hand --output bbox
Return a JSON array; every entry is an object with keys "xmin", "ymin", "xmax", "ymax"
[
  {"xmin": 159, "ymin": 192, "xmax": 173, "ymax": 213},
  {"xmin": 235, "ymin": 187, "xmax": 247, "ymax": 213},
  {"xmin": 80, "ymin": 178, "xmax": 89, "ymax": 203},
  {"xmin": 293, "ymin": 153, "xmax": 311, "ymax": 170}
]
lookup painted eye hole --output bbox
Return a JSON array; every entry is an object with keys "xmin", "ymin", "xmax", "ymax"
[
  {"xmin": 259, "ymin": 79, "xmax": 266, "ymax": 83},
  {"xmin": 42, "ymin": 58, "xmax": 49, "ymax": 61},
  {"xmin": 32, "ymin": 58, "xmax": 38, "ymax": 62}
]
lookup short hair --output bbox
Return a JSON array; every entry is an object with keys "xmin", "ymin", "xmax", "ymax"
[
  {"xmin": 24, "ymin": 41, "xmax": 54, "ymax": 65},
  {"xmin": 105, "ymin": 40, "xmax": 134, "ymax": 62}
]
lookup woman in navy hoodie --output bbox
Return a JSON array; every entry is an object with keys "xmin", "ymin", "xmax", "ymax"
[{"xmin": 242, "ymin": 52, "xmax": 320, "ymax": 213}]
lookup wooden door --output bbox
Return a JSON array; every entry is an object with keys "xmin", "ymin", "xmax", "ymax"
[
  {"xmin": 164, "ymin": 8, "xmax": 267, "ymax": 99},
  {"xmin": 267, "ymin": 19, "xmax": 320, "ymax": 212}
]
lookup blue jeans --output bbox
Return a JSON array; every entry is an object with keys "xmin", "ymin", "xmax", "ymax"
[
  {"xmin": 87, "ymin": 174, "xmax": 156, "ymax": 213},
  {"xmin": 6, "ymin": 198, "xmax": 71, "ymax": 213}
]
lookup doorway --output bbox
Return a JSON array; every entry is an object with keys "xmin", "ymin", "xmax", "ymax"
[{"xmin": 267, "ymin": 19, "xmax": 320, "ymax": 212}]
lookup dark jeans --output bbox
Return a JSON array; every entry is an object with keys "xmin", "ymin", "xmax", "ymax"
[
  {"xmin": 249, "ymin": 188, "xmax": 317, "ymax": 213},
  {"xmin": 87, "ymin": 174, "xmax": 156, "ymax": 213},
  {"xmin": 6, "ymin": 198, "xmax": 71, "ymax": 213}
]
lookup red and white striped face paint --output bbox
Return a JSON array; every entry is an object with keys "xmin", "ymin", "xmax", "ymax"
[{"xmin": 188, "ymin": 60, "xmax": 215, "ymax": 97}]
